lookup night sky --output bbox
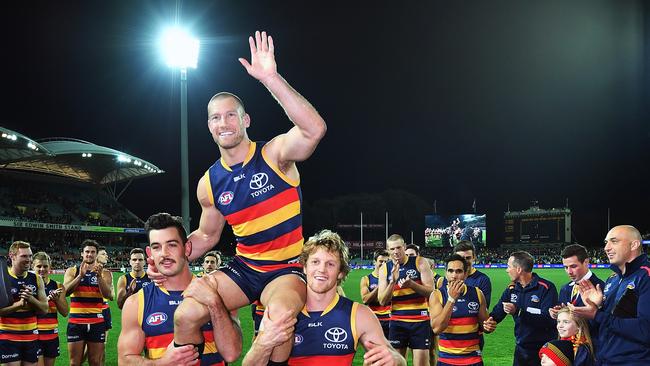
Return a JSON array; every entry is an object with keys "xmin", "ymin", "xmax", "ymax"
[{"xmin": 1, "ymin": 1, "xmax": 648, "ymax": 246}]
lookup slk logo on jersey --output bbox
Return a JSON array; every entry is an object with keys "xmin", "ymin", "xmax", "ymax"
[
  {"xmin": 146, "ymin": 312, "xmax": 168, "ymax": 326},
  {"xmin": 249, "ymin": 173, "xmax": 269, "ymax": 190},
  {"xmin": 218, "ymin": 191, "xmax": 234, "ymax": 205},
  {"xmin": 468, "ymin": 302, "xmax": 479, "ymax": 311},
  {"xmin": 233, "ymin": 173, "xmax": 245, "ymax": 182},
  {"xmin": 324, "ymin": 327, "xmax": 348, "ymax": 343}
]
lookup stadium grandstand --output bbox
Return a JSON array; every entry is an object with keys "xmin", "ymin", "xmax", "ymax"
[{"xmin": 0, "ymin": 126, "xmax": 163, "ymax": 269}]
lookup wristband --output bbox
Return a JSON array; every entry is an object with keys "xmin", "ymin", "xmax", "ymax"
[{"xmin": 448, "ymin": 297, "xmax": 456, "ymax": 304}]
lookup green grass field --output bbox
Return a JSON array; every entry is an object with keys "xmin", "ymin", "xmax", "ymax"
[{"xmin": 48, "ymin": 268, "xmax": 613, "ymax": 365}]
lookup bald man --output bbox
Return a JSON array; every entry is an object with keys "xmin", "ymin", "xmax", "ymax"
[{"xmin": 571, "ymin": 225, "xmax": 650, "ymax": 365}]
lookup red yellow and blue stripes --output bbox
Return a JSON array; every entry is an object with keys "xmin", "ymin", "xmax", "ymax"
[
  {"xmin": 37, "ymin": 279, "xmax": 61, "ymax": 340},
  {"xmin": 387, "ymin": 257, "xmax": 429, "ymax": 322},
  {"xmin": 69, "ymin": 266, "xmax": 105, "ymax": 324},
  {"xmin": 435, "ymin": 285, "xmax": 484, "ymax": 365},
  {"xmin": 207, "ymin": 141, "xmax": 304, "ymax": 273},
  {"xmin": 0, "ymin": 270, "xmax": 40, "ymax": 341}
]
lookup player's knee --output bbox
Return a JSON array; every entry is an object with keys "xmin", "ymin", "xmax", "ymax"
[
  {"xmin": 266, "ymin": 300, "xmax": 301, "ymax": 320},
  {"xmin": 174, "ymin": 297, "xmax": 207, "ymax": 328},
  {"xmin": 88, "ymin": 354, "xmax": 103, "ymax": 366}
]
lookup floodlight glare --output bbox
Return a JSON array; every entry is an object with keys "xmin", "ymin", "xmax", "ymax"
[{"xmin": 160, "ymin": 27, "xmax": 199, "ymax": 69}]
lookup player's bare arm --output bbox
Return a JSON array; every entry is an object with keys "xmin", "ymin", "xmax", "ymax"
[
  {"xmin": 63, "ymin": 263, "xmax": 87, "ymax": 296},
  {"xmin": 24, "ymin": 274, "xmax": 49, "ymax": 314},
  {"xmin": 242, "ymin": 307, "xmax": 297, "ymax": 366},
  {"xmin": 116, "ymin": 275, "xmax": 130, "ymax": 310},
  {"xmin": 360, "ymin": 275, "xmax": 378, "ymax": 304},
  {"xmin": 96, "ymin": 267, "xmax": 114, "ymax": 301},
  {"xmin": 477, "ymin": 288, "xmax": 494, "ymax": 333},
  {"xmin": 0, "ymin": 295, "xmax": 27, "ymax": 315},
  {"xmin": 186, "ymin": 175, "xmax": 226, "ymax": 261},
  {"xmin": 429, "ymin": 290, "xmax": 451, "ymax": 334},
  {"xmin": 183, "ymin": 274, "xmax": 243, "ymax": 362},
  {"xmin": 402, "ymin": 256, "xmax": 434, "ymax": 298},
  {"xmin": 356, "ymin": 305, "xmax": 406, "ymax": 366},
  {"xmin": 118, "ymin": 295, "xmax": 198, "ymax": 366},
  {"xmin": 52, "ymin": 283, "xmax": 69, "ymax": 317},
  {"xmin": 239, "ymin": 31, "xmax": 326, "ymax": 175},
  {"xmin": 378, "ymin": 263, "xmax": 396, "ymax": 306}
]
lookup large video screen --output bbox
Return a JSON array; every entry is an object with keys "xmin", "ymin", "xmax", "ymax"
[{"xmin": 425, "ymin": 214, "xmax": 486, "ymax": 248}]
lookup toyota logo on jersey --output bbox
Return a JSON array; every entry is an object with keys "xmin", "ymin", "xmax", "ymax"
[{"xmin": 324, "ymin": 327, "xmax": 348, "ymax": 343}]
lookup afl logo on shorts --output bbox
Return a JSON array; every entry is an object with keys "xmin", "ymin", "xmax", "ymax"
[
  {"xmin": 218, "ymin": 191, "xmax": 234, "ymax": 205},
  {"xmin": 146, "ymin": 312, "xmax": 168, "ymax": 326}
]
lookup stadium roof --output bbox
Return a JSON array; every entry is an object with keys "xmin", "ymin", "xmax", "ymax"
[{"xmin": 0, "ymin": 126, "xmax": 164, "ymax": 185}]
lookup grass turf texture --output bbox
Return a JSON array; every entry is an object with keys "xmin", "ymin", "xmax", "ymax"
[{"xmin": 48, "ymin": 268, "xmax": 612, "ymax": 365}]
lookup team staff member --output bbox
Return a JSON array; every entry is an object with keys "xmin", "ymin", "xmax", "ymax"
[
  {"xmin": 63, "ymin": 240, "xmax": 113, "ymax": 366},
  {"xmin": 360, "ymin": 250, "xmax": 391, "ymax": 338},
  {"xmin": 117, "ymin": 248, "xmax": 151, "ymax": 310},
  {"xmin": 486, "ymin": 251, "xmax": 558, "ymax": 366},
  {"xmin": 33, "ymin": 252, "xmax": 69, "ymax": 366},
  {"xmin": 430, "ymin": 254, "xmax": 494, "ymax": 366},
  {"xmin": 378, "ymin": 234, "xmax": 435, "ymax": 366},
  {"xmin": 118, "ymin": 213, "xmax": 242, "ymax": 365},
  {"xmin": 0, "ymin": 241, "xmax": 48, "ymax": 366},
  {"xmin": 243, "ymin": 230, "xmax": 405, "ymax": 366},
  {"xmin": 161, "ymin": 30, "xmax": 326, "ymax": 364},
  {"xmin": 197, "ymin": 251, "xmax": 222, "ymax": 278},
  {"xmin": 571, "ymin": 225, "xmax": 650, "ymax": 365}
]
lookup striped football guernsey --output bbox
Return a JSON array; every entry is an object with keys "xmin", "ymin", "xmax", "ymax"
[
  {"xmin": 366, "ymin": 273, "xmax": 391, "ymax": 322},
  {"xmin": 434, "ymin": 284, "xmax": 485, "ymax": 365},
  {"xmin": 289, "ymin": 294, "xmax": 358, "ymax": 365},
  {"xmin": 124, "ymin": 271, "xmax": 151, "ymax": 293},
  {"xmin": 205, "ymin": 141, "xmax": 303, "ymax": 272},
  {"xmin": 37, "ymin": 278, "xmax": 62, "ymax": 341},
  {"xmin": 69, "ymin": 266, "xmax": 104, "ymax": 324},
  {"xmin": 0, "ymin": 268, "xmax": 40, "ymax": 341},
  {"xmin": 385, "ymin": 256, "xmax": 430, "ymax": 322},
  {"xmin": 138, "ymin": 283, "xmax": 224, "ymax": 365}
]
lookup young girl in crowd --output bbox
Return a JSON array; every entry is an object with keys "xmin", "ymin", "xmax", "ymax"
[{"xmin": 555, "ymin": 307, "xmax": 595, "ymax": 366}]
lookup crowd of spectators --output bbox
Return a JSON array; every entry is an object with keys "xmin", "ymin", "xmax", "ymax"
[
  {"xmin": 0, "ymin": 177, "xmax": 142, "ymax": 228},
  {"xmin": 348, "ymin": 243, "xmax": 629, "ymax": 266}
]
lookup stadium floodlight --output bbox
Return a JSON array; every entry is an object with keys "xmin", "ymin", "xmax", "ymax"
[
  {"xmin": 159, "ymin": 26, "xmax": 200, "ymax": 232},
  {"xmin": 160, "ymin": 27, "xmax": 199, "ymax": 69}
]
